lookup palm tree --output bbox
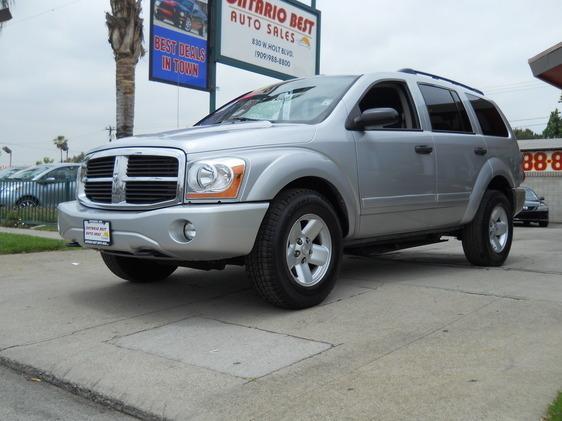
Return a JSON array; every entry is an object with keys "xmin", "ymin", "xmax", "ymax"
[
  {"xmin": 53, "ymin": 135, "xmax": 69, "ymax": 163},
  {"xmin": 106, "ymin": 0, "xmax": 145, "ymax": 139}
]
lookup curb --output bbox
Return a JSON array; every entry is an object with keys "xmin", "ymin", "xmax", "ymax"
[{"xmin": 0, "ymin": 355, "xmax": 170, "ymax": 421}]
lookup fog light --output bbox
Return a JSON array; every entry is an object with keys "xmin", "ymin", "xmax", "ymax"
[{"xmin": 183, "ymin": 221, "xmax": 196, "ymax": 242}]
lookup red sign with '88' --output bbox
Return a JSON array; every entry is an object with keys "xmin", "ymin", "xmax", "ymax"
[{"xmin": 522, "ymin": 150, "xmax": 562, "ymax": 172}]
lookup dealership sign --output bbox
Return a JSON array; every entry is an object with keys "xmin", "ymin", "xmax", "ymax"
[
  {"xmin": 217, "ymin": 0, "xmax": 320, "ymax": 79},
  {"xmin": 149, "ymin": 0, "xmax": 210, "ymax": 91},
  {"xmin": 149, "ymin": 0, "xmax": 321, "ymax": 106},
  {"xmin": 522, "ymin": 150, "xmax": 562, "ymax": 173}
]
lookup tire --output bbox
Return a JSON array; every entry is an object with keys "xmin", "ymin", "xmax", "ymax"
[
  {"xmin": 247, "ymin": 188, "xmax": 343, "ymax": 309},
  {"xmin": 539, "ymin": 221, "xmax": 549, "ymax": 228},
  {"xmin": 101, "ymin": 252, "xmax": 177, "ymax": 283},
  {"xmin": 16, "ymin": 197, "xmax": 39, "ymax": 208},
  {"xmin": 462, "ymin": 190, "xmax": 513, "ymax": 267}
]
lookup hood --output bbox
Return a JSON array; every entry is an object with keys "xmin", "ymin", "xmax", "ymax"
[{"xmin": 89, "ymin": 122, "xmax": 316, "ymax": 156}]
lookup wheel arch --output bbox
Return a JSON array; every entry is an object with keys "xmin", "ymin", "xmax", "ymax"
[
  {"xmin": 243, "ymin": 149, "xmax": 359, "ymax": 238},
  {"xmin": 278, "ymin": 176, "xmax": 350, "ymax": 237},
  {"xmin": 461, "ymin": 159, "xmax": 516, "ymax": 224}
]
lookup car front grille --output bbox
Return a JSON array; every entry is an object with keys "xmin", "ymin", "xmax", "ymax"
[
  {"xmin": 125, "ymin": 181, "xmax": 178, "ymax": 204},
  {"xmin": 82, "ymin": 149, "xmax": 184, "ymax": 209},
  {"xmin": 86, "ymin": 156, "xmax": 115, "ymax": 178},
  {"xmin": 127, "ymin": 155, "xmax": 179, "ymax": 177},
  {"xmin": 84, "ymin": 181, "xmax": 113, "ymax": 203}
]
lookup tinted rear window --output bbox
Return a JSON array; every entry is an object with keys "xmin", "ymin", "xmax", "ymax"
[
  {"xmin": 467, "ymin": 94, "xmax": 509, "ymax": 137},
  {"xmin": 419, "ymin": 84, "xmax": 472, "ymax": 133}
]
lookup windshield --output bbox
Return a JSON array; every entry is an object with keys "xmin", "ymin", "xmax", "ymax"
[
  {"xmin": 9, "ymin": 166, "xmax": 48, "ymax": 180},
  {"xmin": 197, "ymin": 76, "xmax": 357, "ymax": 126},
  {"xmin": 525, "ymin": 188, "xmax": 539, "ymax": 201}
]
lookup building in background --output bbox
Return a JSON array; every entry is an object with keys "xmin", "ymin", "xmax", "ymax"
[
  {"xmin": 526, "ymin": 44, "xmax": 562, "ymax": 222},
  {"xmin": 518, "ymin": 138, "xmax": 562, "ymax": 222}
]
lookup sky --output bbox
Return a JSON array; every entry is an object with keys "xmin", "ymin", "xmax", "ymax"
[{"xmin": 0, "ymin": 0, "xmax": 561, "ymax": 166}]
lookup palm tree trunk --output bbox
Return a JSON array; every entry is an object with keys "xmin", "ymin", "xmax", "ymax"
[{"xmin": 116, "ymin": 57, "xmax": 136, "ymax": 138}]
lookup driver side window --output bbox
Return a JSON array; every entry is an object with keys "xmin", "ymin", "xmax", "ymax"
[{"xmin": 358, "ymin": 82, "xmax": 420, "ymax": 130}]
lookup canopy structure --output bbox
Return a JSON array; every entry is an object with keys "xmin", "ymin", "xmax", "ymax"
[{"xmin": 529, "ymin": 43, "xmax": 562, "ymax": 89}]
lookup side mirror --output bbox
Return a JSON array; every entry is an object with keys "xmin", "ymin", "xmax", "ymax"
[
  {"xmin": 352, "ymin": 107, "xmax": 400, "ymax": 130},
  {"xmin": 539, "ymin": 196, "xmax": 545, "ymax": 202}
]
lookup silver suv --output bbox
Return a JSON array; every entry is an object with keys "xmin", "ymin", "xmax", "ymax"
[{"xmin": 58, "ymin": 69, "xmax": 525, "ymax": 309}]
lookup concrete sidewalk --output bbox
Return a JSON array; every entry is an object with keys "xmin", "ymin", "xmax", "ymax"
[{"xmin": 1, "ymin": 225, "xmax": 562, "ymax": 420}]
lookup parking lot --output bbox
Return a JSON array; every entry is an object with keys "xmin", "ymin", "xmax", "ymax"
[{"xmin": 1, "ymin": 225, "xmax": 562, "ymax": 420}]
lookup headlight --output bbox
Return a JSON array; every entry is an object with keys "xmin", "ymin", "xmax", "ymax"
[{"xmin": 186, "ymin": 158, "xmax": 245, "ymax": 199}]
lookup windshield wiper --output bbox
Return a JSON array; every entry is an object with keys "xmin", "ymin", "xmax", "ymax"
[{"xmin": 221, "ymin": 117, "xmax": 269, "ymax": 124}]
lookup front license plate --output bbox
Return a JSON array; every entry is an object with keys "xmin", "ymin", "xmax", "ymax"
[{"xmin": 83, "ymin": 220, "xmax": 112, "ymax": 246}]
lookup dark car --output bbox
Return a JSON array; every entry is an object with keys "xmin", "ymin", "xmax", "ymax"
[
  {"xmin": 514, "ymin": 187, "xmax": 549, "ymax": 227},
  {"xmin": 155, "ymin": 0, "xmax": 207, "ymax": 36}
]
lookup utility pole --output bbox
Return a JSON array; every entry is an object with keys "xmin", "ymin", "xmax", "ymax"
[
  {"xmin": 2, "ymin": 146, "xmax": 12, "ymax": 167},
  {"xmin": 105, "ymin": 126, "xmax": 115, "ymax": 142}
]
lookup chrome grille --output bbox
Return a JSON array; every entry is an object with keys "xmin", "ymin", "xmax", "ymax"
[
  {"xmin": 125, "ymin": 181, "xmax": 178, "ymax": 204},
  {"xmin": 81, "ymin": 149, "xmax": 185, "ymax": 209},
  {"xmin": 84, "ymin": 182, "xmax": 113, "ymax": 203},
  {"xmin": 127, "ymin": 155, "xmax": 178, "ymax": 177},
  {"xmin": 86, "ymin": 156, "xmax": 115, "ymax": 178}
]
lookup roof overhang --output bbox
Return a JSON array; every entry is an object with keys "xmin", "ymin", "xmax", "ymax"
[{"xmin": 529, "ymin": 43, "xmax": 562, "ymax": 89}]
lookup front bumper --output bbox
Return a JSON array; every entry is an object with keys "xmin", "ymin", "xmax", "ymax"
[
  {"xmin": 58, "ymin": 201, "xmax": 269, "ymax": 261},
  {"xmin": 514, "ymin": 210, "xmax": 549, "ymax": 222}
]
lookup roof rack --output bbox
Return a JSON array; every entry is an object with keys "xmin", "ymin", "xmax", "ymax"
[{"xmin": 398, "ymin": 68, "xmax": 484, "ymax": 95}]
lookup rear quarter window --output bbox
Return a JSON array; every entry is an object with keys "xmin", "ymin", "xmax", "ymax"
[{"xmin": 466, "ymin": 94, "xmax": 509, "ymax": 137}]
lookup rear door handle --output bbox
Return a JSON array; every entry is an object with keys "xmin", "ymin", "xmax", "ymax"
[
  {"xmin": 415, "ymin": 145, "xmax": 433, "ymax": 154},
  {"xmin": 474, "ymin": 147, "xmax": 488, "ymax": 156}
]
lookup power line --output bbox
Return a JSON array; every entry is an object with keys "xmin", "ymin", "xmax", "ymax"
[{"xmin": 6, "ymin": 0, "xmax": 84, "ymax": 26}]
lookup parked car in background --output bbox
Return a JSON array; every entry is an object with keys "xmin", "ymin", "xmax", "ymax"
[
  {"xmin": 514, "ymin": 187, "xmax": 549, "ymax": 227},
  {"xmin": 0, "ymin": 166, "xmax": 27, "ymax": 180},
  {"xmin": 0, "ymin": 164, "xmax": 79, "ymax": 208},
  {"xmin": 155, "ymin": 0, "xmax": 207, "ymax": 35}
]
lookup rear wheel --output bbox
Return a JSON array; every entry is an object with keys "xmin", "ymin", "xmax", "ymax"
[
  {"xmin": 247, "ymin": 189, "xmax": 343, "ymax": 309},
  {"xmin": 16, "ymin": 197, "xmax": 39, "ymax": 208},
  {"xmin": 462, "ymin": 190, "xmax": 513, "ymax": 266},
  {"xmin": 101, "ymin": 252, "xmax": 177, "ymax": 283}
]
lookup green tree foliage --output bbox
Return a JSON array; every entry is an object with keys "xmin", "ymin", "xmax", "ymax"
[
  {"xmin": 513, "ymin": 128, "xmax": 542, "ymax": 140},
  {"xmin": 35, "ymin": 157, "xmax": 55, "ymax": 165},
  {"xmin": 542, "ymin": 109, "xmax": 562, "ymax": 139},
  {"xmin": 65, "ymin": 152, "xmax": 85, "ymax": 163},
  {"xmin": 52, "ymin": 135, "xmax": 69, "ymax": 163}
]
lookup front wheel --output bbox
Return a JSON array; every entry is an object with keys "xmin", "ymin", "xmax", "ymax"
[
  {"xmin": 539, "ymin": 221, "xmax": 549, "ymax": 228},
  {"xmin": 247, "ymin": 189, "xmax": 343, "ymax": 309},
  {"xmin": 462, "ymin": 190, "xmax": 513, "ymax": 266},
  {"xmin": 101, "ymin": 252, "xmax": 177, "ymax": 283}
]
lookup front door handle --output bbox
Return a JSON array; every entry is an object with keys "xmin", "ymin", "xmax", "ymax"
[
  {"xmin": 415, "ymin": 145, "xmax": 433, "ymax": 154},
  {"xmin": 474, "ymin": 147, "xmax": 488, "ymax": 156}
]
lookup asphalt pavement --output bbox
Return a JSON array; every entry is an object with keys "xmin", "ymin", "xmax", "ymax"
[{"xmin": 1, "ymin": 225, "xmax": 561, "ymax": 420}]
